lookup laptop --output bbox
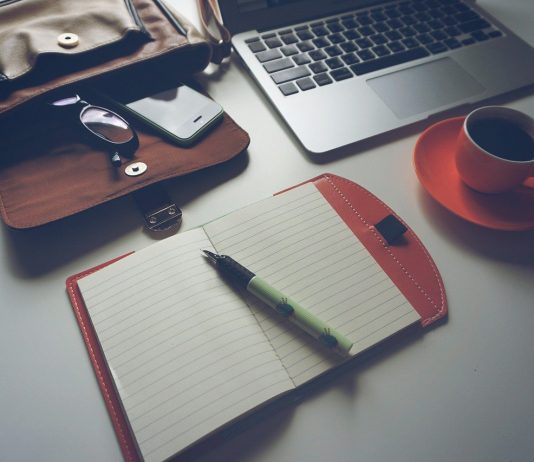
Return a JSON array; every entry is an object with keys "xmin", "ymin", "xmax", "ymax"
[{"xmin": 219, "ymin": 0, "xmax": 534, "ymax": 154}]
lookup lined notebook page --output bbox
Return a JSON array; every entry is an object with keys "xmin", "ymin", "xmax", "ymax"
[
  {"xmin": 77, "ymin": 228, "xmax": 294, "ymax": 462},
  {"xmin": 205, "ymin": 183, "xmax": 420, "ymax": 386}
]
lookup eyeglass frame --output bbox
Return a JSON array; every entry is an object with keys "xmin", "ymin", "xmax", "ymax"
[{"xmin": 49, "ymin": 94, "xmax": 139, "ymax": 163}]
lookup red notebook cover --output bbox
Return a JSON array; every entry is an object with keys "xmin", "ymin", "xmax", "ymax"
[{"xmin": 66, "ymin": 174, "xmax": 447, "ymax": 462}]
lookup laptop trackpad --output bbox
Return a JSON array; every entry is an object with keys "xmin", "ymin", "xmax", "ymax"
[{"xmin": 367, "ymin": 58, "xmax": 485, "ymax": 119}]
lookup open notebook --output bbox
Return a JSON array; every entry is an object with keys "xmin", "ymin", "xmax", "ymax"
[{"xmin": 69, "ymin": 174, "xmax": 447, "ymax": 462}]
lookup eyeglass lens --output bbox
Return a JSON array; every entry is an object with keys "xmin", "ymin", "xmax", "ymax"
[{"xmin": 80, "ymin": 107, "xmax": 134, "ymax": 144}]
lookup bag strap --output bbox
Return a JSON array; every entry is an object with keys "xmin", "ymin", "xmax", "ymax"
[{"xmin": 196, "ymin": 0, "xmax": 232, "ymax": 64}]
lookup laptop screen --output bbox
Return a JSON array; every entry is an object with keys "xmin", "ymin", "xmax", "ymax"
[{"xmin": 220, "ymin": 0, "xmax": 385, "ymax": 34}]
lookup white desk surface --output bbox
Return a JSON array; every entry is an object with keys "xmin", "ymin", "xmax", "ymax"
[{"xmin": 1, "ymin": 1, "xmax": 533, "ymax": 461}]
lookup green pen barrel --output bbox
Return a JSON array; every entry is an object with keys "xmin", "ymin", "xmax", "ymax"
[{"xmin": 247, "ymin": 276, "xmax": 353, "ymax": 355}]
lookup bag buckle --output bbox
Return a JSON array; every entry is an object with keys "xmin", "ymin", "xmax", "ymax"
[{"xmin": 133, "ymin": 183, "xmax": 182, "ymax": 232}]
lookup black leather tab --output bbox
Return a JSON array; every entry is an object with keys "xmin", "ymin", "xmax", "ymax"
[{"xmin": 374, "ymin": 214, "xmax": 407, "ymax": 245}]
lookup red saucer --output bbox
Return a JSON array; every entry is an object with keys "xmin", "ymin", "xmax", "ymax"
[{"xmin": 413, "ymin": 117, "xmax": 534, "ymax": 231}]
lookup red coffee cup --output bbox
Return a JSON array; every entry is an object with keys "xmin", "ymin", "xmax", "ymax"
[{"xmin": 455, "ymin": 106, "xmax": 534, "ymax": 193}]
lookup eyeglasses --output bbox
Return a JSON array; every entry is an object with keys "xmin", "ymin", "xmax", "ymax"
[{"xmin": 50, "ymin": 94, "xmax": 138, "ymax": 167}]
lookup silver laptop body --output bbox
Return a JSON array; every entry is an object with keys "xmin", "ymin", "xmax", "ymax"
[{"xmin": 220, "ymin": 0, "xmax": 534, "ymax": 154}]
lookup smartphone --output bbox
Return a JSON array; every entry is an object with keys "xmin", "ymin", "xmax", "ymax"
[{"xmin": 121, "ymin": 85, "xmax": 223, "ymax": 146}]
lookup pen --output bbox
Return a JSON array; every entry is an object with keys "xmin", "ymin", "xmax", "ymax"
[{"xmin": 202, "ymin": 250, "xmax": 353, "ymax": 356}]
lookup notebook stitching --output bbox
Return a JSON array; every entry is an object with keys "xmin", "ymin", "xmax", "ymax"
[
  {"xmin": 67, "ymin": 277, "xmax": 134, "ymax": 461},
  {"xmin": 324, "ymin": 175, "xmax": 445, "ymax": 324}
]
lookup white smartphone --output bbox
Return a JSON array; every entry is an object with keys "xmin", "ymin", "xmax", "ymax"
[{"xmin": 122, "ymin": 85, "xmax": 224, "ymax": 146}]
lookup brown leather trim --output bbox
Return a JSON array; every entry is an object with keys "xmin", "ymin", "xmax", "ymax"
[{"xmin": 0, "ymin": 110, "xmax": 249, "ymax": 229}]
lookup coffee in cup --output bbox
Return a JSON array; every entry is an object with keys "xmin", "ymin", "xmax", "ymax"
[{"xmin": 455, "ymin": 106, "xmax": 534, "ymax": 193}]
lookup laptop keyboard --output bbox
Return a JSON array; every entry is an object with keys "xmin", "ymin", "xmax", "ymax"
[{"xmin": 244, "ymin": 0, "xmax": 503, "ymax": 96}]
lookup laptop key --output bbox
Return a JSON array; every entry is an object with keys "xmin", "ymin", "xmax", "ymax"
[
  {"xmin": 371, "ymin": 12, "xmax": 387, "ymax": 22},
  {"xmin": 415, "ymin": 12, "xmax": 432, "ymax": 22},
  {"xmin": 445, "ymin": 26, "xmax": 462, "ymax": 37},
  {"xmin": 441, "ymin": 16, "xmax": 457, "ymax": 26},
  {"xmin": 325, "ymin": 57, "xmax": 344, "ymax": 69},
  {"xmin": 293, "ymin": 54, "xmax": 311, "ymax": 65},
  {"xmin": 401, "ymin": 15, "xmax": 417, "ymax": 26},
  {"xmin": 356, "ymin": 38, "xmax": 373, "ymax": 49},
  {"xmin": 297, "ymin": 30, "xmax": 314, "ymax": 41},
  {"xmin": 387, "ymin": 19, "xmax": 403, "ymax": 29},
  {"xmin": 400, "ymin": 27, "xmax": 417, "ymax": 37},
  {"xmin": 342, "ymin": 19, "xmax": 358, "ymax": 29},
  {"xmin": 248, "ymin": 41, "xmax": 266, "ymax": 53},
  {"xmin": 343, "ymin": 30, "xmax": 360, "ymax": 40},
  {"xmin": 357, "ymin": 49, "xmax": 375, "ymax": 61},
  {"xmin": 271, "ymin": 66, "xmax": 311, "ymax": 84},
  {"xmin": 414, "ymin": 23, "xmax": 430, "ymax": 34},
  {"xmin": 427, "ymin": 42, "xmax": 448, "ymax": 54},
  {"xmin": 278, "ymin": 82, "xmax": 299, "ymax": 96},
  {"xmin": 265, "ymin": 37, "xmax": 283, "ymax": 48},
  {"xmin": 402, "ymin": 37, "xmax": 419, "ymax": 48},
  {"xmin": 370, "ymin": 33, "xmax": 387, "ymax": 45},
  {"xmin": 372, "ymin": 45, "xmax": 390, "ymax": 57},
  {"xmin": 385, "ymin": 30, "xmax": 402, "ymax": 41},
  {"xmin": 358, "ymin": 26, "xmax": 375, "ymax": 36},
  {"xmin": 428, "ymin": 19, "xmax": 444, "ymax": 29},
  {"xmin": 281, "ymin": 45, "xmax": 299, "ymax": 56},
  {"xmin": 309, "ymin": 49, "xmax": 327, "ymax": 61},
  {"xmin": 313, "ymin": 73, "xmax": 333, "ymax": 86},
  {"xmin": 264, "ymin": 58, "xmax": 294, "ymax": 73},
  {"xmin": 351, "ymin": 47, "xmax": 429, "ymax": 75},
  {"xmin": 472, "ymin": 30, "xmax": 489, "ymax": 41},
  {"xmin": 417, "ymin": 33, "xmax": 433, "ymax": 44},
  {"xmin": 431, "ymin": 30, "xmax": 448, "ymax": 41},
  {"xmin": 488, "ymin": 30, "xmax": 502, "ymax": 38},
  {"xmin": 340, "ymin": 41, "xmax": 358, "ymax": 52},
  {"xmin": 325, "ymin": 45, "xmax": 343, "ymax": 57},
  {"xmin": 342, "ymin": 53, "xmax": 360, "ymax": 65},
  {"xmin": 329, "ymin": 33, "xmax": 345, "ymax": 44},
  {"xmin": 313, "ymin": 37, "xmax": 330, "ymax": 48},
  {"xmin": 444, "ymin": 38, "xmax": 461, "ymax": 49},
  {"xmin": 327, "ymin": 23, "xmax": 344, "ymax": 33},
  {"xmin": 309, "ymin": 61, "xmax": 328, "ymax": 73},
  {"xmin": 357, "ymin": 15, "xmax": 373, "ymax": 26},
  {"xmin": 374, "ymin": 22, "xmax": 390, "ymax": 33},
  {"xmin": 462, "ymin": 37, "xmax": 476, "ymax": 45},
  {"xmin": 388, "ymin": 41, "xmax": 405, "ymax": 53},
  {"xmin": 297, "ymin": 41, "xmax": 315, "ymax": 52},
  {"xmin": 312, "ymin": 26, "xmax": 329, "ymax": 37},
  {"xmin": 245, "ymin": 37, "xmax": 260, "ymax": 44},
  {"xmin": 281, "ymin": 33, "xmax": 299, "ymax": 45},
  {"xmin": 330, "ymin": 68, "xmax": 353, "ymax": 81},
  {"xmin": 428, "ymin": 8, "xmax": 445, "ymax": 19},
  {"xmin": 296, "ymin": 77, "xmax": 316, "ymax": 91},
  {"xmin": 256, "ymin": 49, "xmax": 283, "ymax": 63}
]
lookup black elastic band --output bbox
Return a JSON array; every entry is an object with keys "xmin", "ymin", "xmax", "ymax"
[{"xmin": 374, "ymin": 214, "xmax": 407, "ymax": 245}]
